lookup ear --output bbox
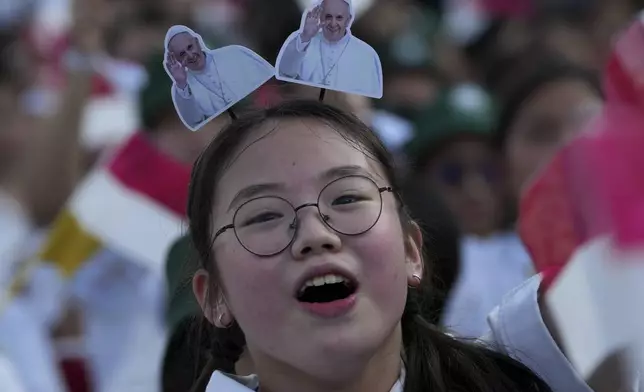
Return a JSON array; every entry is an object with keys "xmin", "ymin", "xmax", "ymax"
[
  {"xmin": 192, "ymin": 268, "xmax": 233, "ymax": 328},
  {"xmin": 403, "ymin": 221, "xmax": 424, "ymax": 287}
]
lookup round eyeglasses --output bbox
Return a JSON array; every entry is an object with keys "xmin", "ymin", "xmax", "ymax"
[{"xmin": 213, "ymin": 175, "xmax": 394, "ymax": 257}]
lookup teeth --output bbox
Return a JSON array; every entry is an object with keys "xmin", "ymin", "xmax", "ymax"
[{"xmin": 300, "ymin": 274, "xmax": 347, "ymax": 292}]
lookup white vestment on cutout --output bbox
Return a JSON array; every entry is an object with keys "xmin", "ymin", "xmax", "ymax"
[
  {"xmin": 278, "ymin": 31, "xmax": 382, "ymax": 98},
  {"xmin": 172, "ymin": 46, "xmax": 273, "ymax": 127}
]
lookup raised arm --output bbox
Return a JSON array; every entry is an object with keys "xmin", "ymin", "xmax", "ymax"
[
  {"xmin": 6, "ymin": 0, "xmax": 108, "ymax": 227},
  {"xmin": 165, "ymin": 52, "xmax": 204, "ymax": 128},
  {"xmin": 278, "ymin": 6, "xmax": 322, "ymax": 79},
  {"xmin": 171, "ymin": 84, "xmax": 205, "ymax": 128}
]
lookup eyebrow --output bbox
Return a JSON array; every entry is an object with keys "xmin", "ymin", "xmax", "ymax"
[{"xmin": 226, "ymin": 165, "xmax": 372, "ymax": 212}]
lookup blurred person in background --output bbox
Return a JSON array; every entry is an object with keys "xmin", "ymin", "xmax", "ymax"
[
  {"xmin": 406, "ymin": 84, "xmax": 534, "ymax": 338},
  {"xmin": 0, "ymin": 0, "xmax": 114, "ymax": 389},
  {"xmin": 533, "ymin": 0, "xmax": 637, "ymax": 71},
  {"xmin": 495, "ymin": 57, "xmax": 603, "ymax": 215}
]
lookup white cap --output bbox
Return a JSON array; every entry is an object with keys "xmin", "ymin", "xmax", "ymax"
[{"xmin": 164, "ymin": 25, "xmax": 205, "ymax": 51}]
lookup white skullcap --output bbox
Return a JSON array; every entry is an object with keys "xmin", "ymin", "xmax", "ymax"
[
  {"xmin": 321, "ymin": 0, "xmax": 354, "ymax": 19},
  {"xmin": 164, "ymin": 25, "xmax": 204, "ymax": 51}
]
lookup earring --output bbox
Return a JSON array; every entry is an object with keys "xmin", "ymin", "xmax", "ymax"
[
  {"xmin": 217, "ymin": 313, "xmax": 233, "ymax": 329},
  {"xmin": 408, "ymin": 273, "xmax": 422, "ymax": 288}
]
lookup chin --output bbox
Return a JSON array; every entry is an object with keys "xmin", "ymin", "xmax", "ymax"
[
  {"xmin": 295, "ymin": 326, "xmax": 396, "ymax": 383},
  {"xmin": 315, "ymin": 319, "xmax": 393, "ymax": 361}
]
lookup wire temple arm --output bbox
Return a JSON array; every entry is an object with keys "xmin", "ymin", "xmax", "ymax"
[
  {"xmin": 227, "ymin": 109, "xmax": 237, "ymax": 120},
  {"xmin": 319, "ymin": 88, "xmax": 326, "ymax": 102}
]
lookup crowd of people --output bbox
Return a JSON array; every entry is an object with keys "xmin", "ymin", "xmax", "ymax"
[{"xmin": 0, "ymin": 0, "xmax": 639, "ymax": 391}]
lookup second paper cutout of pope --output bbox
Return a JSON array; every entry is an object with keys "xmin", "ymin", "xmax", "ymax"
[{"xmin": 276, "ymin": 0, "xmax": 383, "ymax": 99}]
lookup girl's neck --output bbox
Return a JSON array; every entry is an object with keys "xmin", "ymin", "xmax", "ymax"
[{"xmin": 252, "ymin": 324, "xmax": 403, "ymax": 392}]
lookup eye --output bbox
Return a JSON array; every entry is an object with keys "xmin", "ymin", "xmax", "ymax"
[
  {"xmin": 332, "ymin": 194, "xmax": 365, "ymax": 206},
  {"xmin": 242, "ymin": 212, "xmax": 284, "ymax": 226}
]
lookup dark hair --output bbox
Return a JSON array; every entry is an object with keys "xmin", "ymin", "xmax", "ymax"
[
  {"xmin": 495, "ymin": 57, "xmax": 602, "ymax": 149},
  {"xmin": 187, "ymin": 100, "xmax": 552, "ymax": 392},
  {"xmin": 400, "ymin": 179, "xmax": 461, "ymax": 325}
]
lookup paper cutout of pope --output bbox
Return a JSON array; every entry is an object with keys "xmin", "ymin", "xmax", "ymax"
[
  {"xmin": 164, "ymin": 25, "xmax": 275, "ymax": 131},
  {"xmin": 275, "ymin": 0, "xmax": 383, "ymax": 99}
]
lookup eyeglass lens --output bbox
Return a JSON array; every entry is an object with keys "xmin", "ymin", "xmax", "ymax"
[{"xmin": 232, "ymin": 176, "xmax": 384, "ymax": 256}]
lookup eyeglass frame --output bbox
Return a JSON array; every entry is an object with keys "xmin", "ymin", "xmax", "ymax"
[{"xmin": 212, "ymin": 175, "xmax": 394, "ymax": 257}]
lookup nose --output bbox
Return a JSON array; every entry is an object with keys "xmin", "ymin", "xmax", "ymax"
[
  {"xmin": 290, "ymin": 207, "xmax": 341, "ymax": 260},
  {"xmin": 462, "ymin": 170, "xmax": 493, "ymax": 197}
]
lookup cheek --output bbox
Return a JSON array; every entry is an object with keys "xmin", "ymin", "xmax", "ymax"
[
  {"xmin": 215, "ymin": 248, "xmax": 288, "ymax": 328},
  {"xmin": 506, "ymin": 139, "xmax": 543, "ymax": 193},
  {"xmin": 352, "ymin": 208, "xmax": 409, "ymax": 300}
]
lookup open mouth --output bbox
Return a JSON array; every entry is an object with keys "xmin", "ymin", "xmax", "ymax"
[{"xmin": 296, "ymin": 274, "xmax": 357, "ymax": 303}]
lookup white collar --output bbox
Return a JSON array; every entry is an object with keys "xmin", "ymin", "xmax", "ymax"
[{"xmin": 205, "ymin": 367, "xmax": 405, "ymax": 392}]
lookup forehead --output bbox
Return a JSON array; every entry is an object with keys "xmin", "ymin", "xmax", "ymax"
[
  {"xmin": 215, "ymin": 118, "xmax": 382, "ymax": 205},
  {"xmin": 520, "ymin": 79, "xmax": 600, "ymax": 119},
  {"xmin": 168, "ymin": 32, "xmax": 195, "ymax": 52},
  {"xmin": 322, "ymin": 0, "xmax": 349, "ymax": 15}
]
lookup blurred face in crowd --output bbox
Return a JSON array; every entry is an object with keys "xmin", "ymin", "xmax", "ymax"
[
  {"xmin": 425, "ymin": 137, "xmax": 501, "ymax": 237},
  {"xmin": 384, "ymin": 73, "xmax": 440, "ymax": 117},
  {"xmin": 504, "ymin": 79, "xmax": 602, "ymax": 199},
  {"xmin": 541, "ymin": 24, "xmax": 598, "ymax": 70},
  {"xmin": 321, "ymin": 0, "xmax": 352, "ymax": 42},
  {"xmin": 168, "ymin": 32, "xmax": 206, "ymax": 71}
]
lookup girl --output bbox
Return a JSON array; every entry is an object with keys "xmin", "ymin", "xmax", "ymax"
[{"xmin": 186, "ymin": 100, "xmax": 578, "ymax": 391}]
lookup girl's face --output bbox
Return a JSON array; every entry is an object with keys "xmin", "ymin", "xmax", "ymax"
[
  {"xmin": 194, "ymin": 119, "xmax": 423, "ymax": 382},
  {"xmin": 504, "ymin": 79, "xmax": 601, "ymax": 199}
]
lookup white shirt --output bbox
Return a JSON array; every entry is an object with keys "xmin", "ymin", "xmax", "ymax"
[
  {"xmin": 0, "ymin": 191, "xmax": 68, "ymax": 392},
  {"xmin": 0, "ymin": 353, "xmax": 26, "ymax": 392},
  {"xmin": 443, "ymin": 232, "xmax": 534, "ymax": 338},
  {"xmin": 296, "ymin": 32, "xmax": 351, "ymax": 86},
  {"xmin": 0, "ymin": 192, "xmax": 33, "ymax": 287},
  {"xmin": 483, "ymin": 275, "xmax": 643, "ymax": 391},
  {"xmin": 71, "ymin": 248, "xmax": 166, "ymax": 392}
]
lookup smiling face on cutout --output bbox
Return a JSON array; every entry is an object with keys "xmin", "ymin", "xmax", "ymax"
[
  {"xmin": 194, "ymin": 118, "xmax": 422, "ymax": 383},
  {"xmin": 321, "ymin": 0, "xmax": 352, "ymax": 42},
  {"xmin": 168, "ymin": 32, "xmax": 206, "ymax": 71}
]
